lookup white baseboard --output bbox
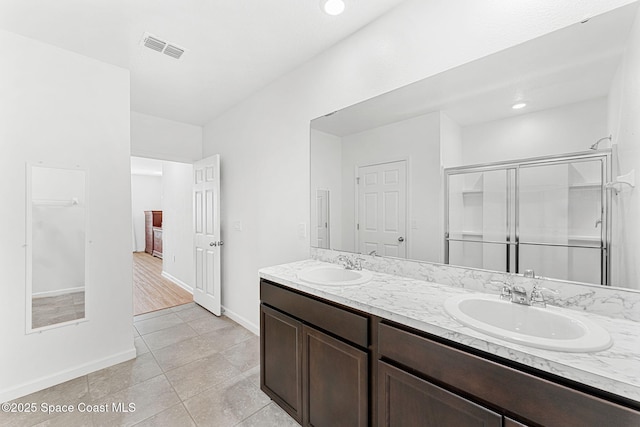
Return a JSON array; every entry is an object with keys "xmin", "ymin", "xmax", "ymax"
[
  {"xmin": 32, "ymin": 286, "xmax": 84, "ymax": 299},
  {"xmin": 0, "ymin": 347, "xmax": 136, "ymax": 403},
  {"xmin": 160, "ymin": 273, "xmax": 257, "ymax": 336},
  {"xmin": 222, "ymin": 305, "xmax": 259, "ymax": 336},
  {"xmin": 161, "ymin": 271, "xmax": 193, "ymax": 294}
]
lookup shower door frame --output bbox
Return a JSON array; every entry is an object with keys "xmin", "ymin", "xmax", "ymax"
[{"xmin": 444, "ymin": 150, "xmax": 612, "ymax": 286}]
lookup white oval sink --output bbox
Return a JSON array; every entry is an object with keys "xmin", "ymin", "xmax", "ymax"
[
  {"xmin": 444, "ymin": 294, "xmax": 612, "ymax": 352},
  {"xmin": 298, "ymin": 265, "xmax": 372, "ymax": 286}
]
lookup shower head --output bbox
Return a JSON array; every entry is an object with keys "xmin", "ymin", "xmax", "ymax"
[{"xmin": 591, "ymin": 135, "xmax": 612, "ymax": 150}]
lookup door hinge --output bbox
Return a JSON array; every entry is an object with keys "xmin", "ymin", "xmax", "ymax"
[
  {"xmin": 356, "ymin": 177, "xmax": 360, "ymax": 184},
  {"xmin": 357, "ymin": 223, "xmax": 360, "ymax": 230}
]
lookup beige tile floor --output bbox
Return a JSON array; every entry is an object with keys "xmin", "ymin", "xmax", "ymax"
[{"xmin": 1, "ymin": 303, "xmax": 299, "ymax": 427}]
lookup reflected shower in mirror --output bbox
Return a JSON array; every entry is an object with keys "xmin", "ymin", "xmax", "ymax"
[
  {"xmin": 28, "ymin": 165, "xmax": 86, "ymax": 330},
  {"xmin": 310, "ymin": 2, "xmax": 640, "ymax": 290}
]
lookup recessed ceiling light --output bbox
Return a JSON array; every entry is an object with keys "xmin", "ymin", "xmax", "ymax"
[
  {"xmin": 321, "ymin": 0, "xmax": 346, "ymax": 16},
  {"xmin": 512, "ymin": 102, "xmax": 527, "ymax": 110}
]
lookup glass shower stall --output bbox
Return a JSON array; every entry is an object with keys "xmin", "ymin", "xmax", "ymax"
[{"xmin": 444, "ymin": 150, "xmax": 611, "ymax": 286}]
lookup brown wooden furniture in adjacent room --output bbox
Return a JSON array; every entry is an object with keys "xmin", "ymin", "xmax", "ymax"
[
  {"xmin": 144, "ymin": 210, "xmax": 162, "ymax": 257},
  {"xmin": 152, "ymin": 227, "xmax": 163, "ymax": 258}
]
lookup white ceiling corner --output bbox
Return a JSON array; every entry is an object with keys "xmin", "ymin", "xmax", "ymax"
[{"xmin": 0, "ymin": 0, "xmax": 407, "ymax": 126}]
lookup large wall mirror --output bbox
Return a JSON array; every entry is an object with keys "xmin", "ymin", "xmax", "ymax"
[
  {"xmin": 310, "ymin": 2, "xmax": 640, "ymax": 290},
  {"xmin": 26, "ymin": 164, "xmax": 87, "ymax": 331}
]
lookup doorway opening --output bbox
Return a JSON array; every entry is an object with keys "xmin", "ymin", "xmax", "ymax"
[{"xmin": 131, "ymin": 156, "xmax": 194, "ymax": 315}]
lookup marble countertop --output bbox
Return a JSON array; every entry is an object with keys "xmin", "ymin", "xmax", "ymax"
[{"xmin": 259, "ymin": 259, "xmax": 640, "ymax": 404}]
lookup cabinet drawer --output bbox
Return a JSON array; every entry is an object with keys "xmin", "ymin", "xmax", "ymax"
[
  {"xmin": 260, "ymin": 280, "xmax": 368, "ymax": 348},
  {"xmin": 378, "ymin": 322, "xmax": 640, "ymax": 427}
]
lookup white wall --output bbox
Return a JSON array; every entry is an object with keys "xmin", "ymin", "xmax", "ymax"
[
  {"xmin": 460, "ymin": 98, "xmax": 609, "ymax": 165},
  {"xmin": 131, "ymin": 111, "xmax": 203, "ymax": 163},
  {"xmin": 341, "ymin": 113, "xmax": 441, "ymax": 262},
  {"xmin": 0, "ymin": 29, "xmax": 134, "ymax": 401},
  {"xmin": 310, "ymin": 129, "xmax": 343, "ymax": 250},
  {"xmin": 161, "ymin": 162, "xmax": 195, "ymax": 290},
  {"xmin": 609, "ymin": 4, "xmax": 640, "ymax": 290},
  {"xmin": 131, "ymin": 174, "xmax": 163, "ymax": 252},
  {"xmin": 440, "ymin": 113, "xmax": 463, "ymax": 168},
  {"xmin": 202, "ymin": 0, "xmax": 636, "ymax": 331}
]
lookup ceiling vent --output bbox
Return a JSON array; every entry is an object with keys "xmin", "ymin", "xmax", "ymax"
[
  {"xmin": 163, "ymin": 44, "xmax": 185, "ymax": 60},
  {"xmin": 141, "ymin": 32, "xmax": 185, "ymax": 60}
]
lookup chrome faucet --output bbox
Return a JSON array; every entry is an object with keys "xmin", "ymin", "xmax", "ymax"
[
  {"xmin": 510, "ymin": 286, "xmax": 529, "ymax": 305},
  {"xmin": 336, "ymin": 255, "xmax": 354, "ymax": 269},
  {"xmin": 336, "ymin": 255, "xmax": 365, "ymax": 271},
  {"xmin": 368, "ymin": 250, "xmax": 377, "ymax": 256},
  {"xmin": 496, "ymin": 283, "xmax": 531, "ymax": 305},
  {"xmin": 493, "ymin": 279, "xmax": 557, "ymax": 307}
]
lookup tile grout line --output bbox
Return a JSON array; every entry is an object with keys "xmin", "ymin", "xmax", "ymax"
[
  {"xmin": 232, "ymin": 401, "xmax": 272, "ymax": 427},
  {"xmin": 139, "ymin": 310, "xmax": 233, "ymax": 426},
  {"xmin": 143, "ymin": 316, "xmax": 222, "ymax": 426},
  {"xmin": 131, "ymin": 324, "xmax": 197, "ymax": 427}
]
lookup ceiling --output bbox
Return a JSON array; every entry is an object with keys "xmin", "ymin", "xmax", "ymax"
[
  {"xmin": 0, "ymin": 0, "xmax": 406, "ymax": 126},
  {"xmin": 312, "ymin": 3, "xmax": 638, "ymax": 136}
]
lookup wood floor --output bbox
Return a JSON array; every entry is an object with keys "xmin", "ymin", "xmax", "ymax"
[{"xmin": 133, "ymin": 252, "xmax": 193, "ymax": 316}]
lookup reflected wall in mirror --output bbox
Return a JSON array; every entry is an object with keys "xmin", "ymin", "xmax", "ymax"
[
  {"xmin": 27, "ymin": 164, "xmax": 87, "ymax": 330},
  {"xmin": 310, "ymin": 2, "xmax": 640, "ymax": 290}
]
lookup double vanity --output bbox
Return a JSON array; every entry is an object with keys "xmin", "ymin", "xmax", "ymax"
[{"xmin": 259, "ymin": 257, "xmax": 640, "ymax": 426}]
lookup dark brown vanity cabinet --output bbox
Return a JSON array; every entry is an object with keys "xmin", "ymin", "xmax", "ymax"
[
  {"xmin": 261, "ymin": 278, "xmax": 640, "ymax": 427},
  {"xmin": 378, "ymin": 322, "xmax": 639, "ymax": 427},
  {"xmin": 260, "ymin": 280, "xmax": 368, "ymax": 427}
]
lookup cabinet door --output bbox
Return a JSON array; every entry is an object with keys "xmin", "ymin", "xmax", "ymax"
[
  {"xmin": 504, "ymin": 417, "xmax": 531, "ymax": 427},
  {"xmin": 303, "ymin": 326, "xmax": 367, "ymax": 427},
  {"xmin": 378, "ymin": 361, "xmax": 501, "ymax": 427},
  {"xmin": 260, "ymin": 305, "xmax": 303, "ymax": 423}
]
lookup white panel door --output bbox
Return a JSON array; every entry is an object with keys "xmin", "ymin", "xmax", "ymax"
[
  {"xmin": 193, "ymin": 155, "xmax": 221, "ymax": 316},
  {"xmin": 316, "ymin": 189, "xmax": 330, "ymax": 249},
  {"xmin": 358, "ymin": 161, "xmax": 407, "ymax": 258}
]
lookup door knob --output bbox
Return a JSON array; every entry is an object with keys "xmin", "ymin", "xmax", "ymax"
[
  {"xmin": 218, "ymin": 241, "xmax": 224, "ymax": 246},
  {"xmin": 209, "ymin": 242, "xmax": 216, "ymax": 247},
  {"xmin": 398, "ymin": 236, "xmax": 405, "ymax": 242}
]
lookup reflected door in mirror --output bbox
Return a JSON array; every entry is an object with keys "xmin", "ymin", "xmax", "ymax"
[{"xmin": 358, "ymin": 161, "xmax": 407, "ymax": 258}]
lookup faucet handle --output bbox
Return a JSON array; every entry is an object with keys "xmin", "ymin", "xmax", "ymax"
[
  {"xmin": 490, "ymin": 281, "xmax": 512, "ymax": 300},
  {"xmin": 529, "ymin": 284, "xmax": 559, "ymax": 307},
  {"xmin": 335, "ymin": 255, "xmax": 353, "ymax": 269},
  {"xmin": 353, "ymin": 257, "xmax": 366, "ymax": 271}
]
